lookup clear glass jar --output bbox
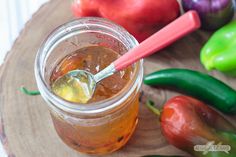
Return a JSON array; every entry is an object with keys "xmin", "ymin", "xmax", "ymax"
[{"xmin": 35, "ymin": 17, "xmax": 143, "ymax": 154}]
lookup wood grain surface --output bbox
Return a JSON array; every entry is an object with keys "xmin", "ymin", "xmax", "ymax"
[{"xmin": 0, "ymin": 0, "xmax": 236, "ymax": 157}]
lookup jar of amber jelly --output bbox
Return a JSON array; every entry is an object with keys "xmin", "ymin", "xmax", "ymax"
[{"xmin": 35, "ymin": 17, "xmax": 143, "ymax": 154}]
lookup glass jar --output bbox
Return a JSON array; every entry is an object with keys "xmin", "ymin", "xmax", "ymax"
[{"xmin": 35, "ymin": 17, "xmax": 143, "ymax": 154}]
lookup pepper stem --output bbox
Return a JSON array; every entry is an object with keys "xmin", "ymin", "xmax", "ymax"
[
  {"xmin": 146, "ymin": 100, "xmax": 161, "ymax": 116},
  {"xmin": 20, "ymin": 86, "xmax": 40, "ymax": 96}
]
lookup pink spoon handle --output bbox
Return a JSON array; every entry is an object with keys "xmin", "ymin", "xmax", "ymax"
[{"xmin": 113, "ymin": 11, "xmax": 201, "ymax": 71}]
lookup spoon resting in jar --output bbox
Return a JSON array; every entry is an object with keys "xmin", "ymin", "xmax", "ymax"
[{"xmin": 52, "ymin": 11, "xmax": 201, "ymax": 103}]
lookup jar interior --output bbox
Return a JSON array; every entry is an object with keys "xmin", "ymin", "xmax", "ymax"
[
  {"xmin": 44, "ymin": 31, "xmax": 134, "ymax": 89},
  {"xmin": 36, "ymin": 18, "xmax": 142, "ymax": 114}
]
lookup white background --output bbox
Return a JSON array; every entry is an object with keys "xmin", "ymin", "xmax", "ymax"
[{"xmin": 0, "ymin": 0, "xmax": 48, "ymax": 65}]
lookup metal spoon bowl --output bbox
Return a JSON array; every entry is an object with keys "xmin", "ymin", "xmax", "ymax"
[
  {"xmin": 52, "ymin": 70, "xmax": 95, "ymax": 103},
  {"xmin": 52, "ymin": 64, "xmax": 115, "ymax": 103}
]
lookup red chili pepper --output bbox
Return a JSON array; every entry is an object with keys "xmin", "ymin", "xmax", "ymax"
[
  {"xmin": 72, "ymin": 0, "xmax": 180, "ymax": 42},
  {"xmin": 147, "ymin": 96, "xmax": 236, "ymax": 157}
]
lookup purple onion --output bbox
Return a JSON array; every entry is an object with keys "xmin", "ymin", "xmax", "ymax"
[{"xmin": 181, "ymin": 0, "xmax": 235, "ymax": 30}]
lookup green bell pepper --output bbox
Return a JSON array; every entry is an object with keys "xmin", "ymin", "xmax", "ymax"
[{"xmin": 201, "ymin": 21, "xmax": 236, "ymax": 76}]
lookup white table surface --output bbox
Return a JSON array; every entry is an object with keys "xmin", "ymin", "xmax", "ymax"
[{"xmin": 0, "ymin": 0, "xmax": 48, "ymax": 156}]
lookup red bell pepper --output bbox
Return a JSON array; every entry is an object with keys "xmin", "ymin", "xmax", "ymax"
[
  {"xmin": 147, "ymin": 95, "xmax": 236, "ymax": 157},
  {"xmin": 72, "ymin": 0, "xmax": 180, "ymax": 42}
]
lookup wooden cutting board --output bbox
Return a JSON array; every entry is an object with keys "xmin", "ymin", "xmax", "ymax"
[{"xmin": 0, "ymin": 0, "xmax": 236, "ymax": 156}]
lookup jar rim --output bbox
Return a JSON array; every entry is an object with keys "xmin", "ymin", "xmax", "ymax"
[{"xmin": 35, "ymin": 17, "xmax": 143, "ymax": 115}]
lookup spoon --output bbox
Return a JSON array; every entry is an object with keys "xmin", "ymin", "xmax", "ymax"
[{"xmin": 52, "ymin": 11, "xmax": 201, "ymax": 103}]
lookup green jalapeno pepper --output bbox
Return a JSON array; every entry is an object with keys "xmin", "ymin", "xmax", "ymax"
[
  {"xmin": 201, "ymin": 21, "xmax": 236, "ymax": 76},
  {"xmin": 144, "ymin": 68, "xmax": 236, "ymax": 114}
]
